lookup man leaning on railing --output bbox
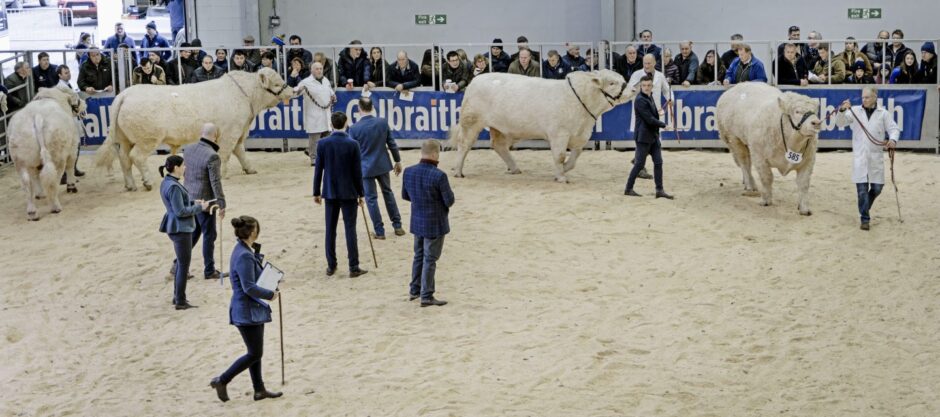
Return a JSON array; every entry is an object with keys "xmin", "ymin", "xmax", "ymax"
[{"xmin": 4, "ymin": 62, "xmax": 31, "ymax": 112}]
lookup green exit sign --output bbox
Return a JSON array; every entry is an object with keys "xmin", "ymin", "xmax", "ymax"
[
  {"xmin": 415, "ymin": 14, "xmax": 447, "ymax": 25},
  {"xmin": 848, "ymin": 8, "xmax": 882, "ymax": 19}
]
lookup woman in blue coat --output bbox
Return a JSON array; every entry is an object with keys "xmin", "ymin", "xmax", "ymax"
[
  {"xmin": 210, "ymin": 215, "xmax": 283, "ymax": 402},
  {"xmin": 158, "ymin": 155, "xmax": 209, "ymax": 310}
]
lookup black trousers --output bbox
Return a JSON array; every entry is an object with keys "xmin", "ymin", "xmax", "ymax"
[
  {"xmin": 220, "ymin": 324, "xmax": 265, "ymax": 391},
  {"xmin": 626, "ymin": 140, "xmax": 664, "ymax": 192}
]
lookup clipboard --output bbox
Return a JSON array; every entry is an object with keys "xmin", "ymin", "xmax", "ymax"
[{"xmin": 257, "ymin": 262, "xmax": 284, "ymax": 292}]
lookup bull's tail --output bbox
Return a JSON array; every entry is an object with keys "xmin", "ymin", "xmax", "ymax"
[
  {"xmin": 95, "ymin": 92, "xmax": 127, "ymax": 169},
  {"xmin": 445, "ymin": 106, "xmax": 479, "ymax": 152},
  {"xmin": 32, "ymin": 116, "xmax": 58, "ymax": 190}
]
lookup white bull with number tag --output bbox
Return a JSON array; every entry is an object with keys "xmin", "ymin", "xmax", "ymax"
[{"xmin": 716, "ymin": 82, "xmax": 822, "ymax": 215}]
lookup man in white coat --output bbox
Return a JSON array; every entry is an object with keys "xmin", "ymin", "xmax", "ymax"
[
  {"xmin": 296, "ymin": 61, "xmax": 336, "ymax": 166},
  {"xmin": 835, "ymin": 86, "xmax": 900, "ymax": 230},
  {"xmin": 628, "ymin": 54, "xmax": 672, "ymax": 179}
]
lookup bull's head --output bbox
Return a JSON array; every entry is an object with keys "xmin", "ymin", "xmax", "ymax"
[
  {"xmin": 778, "ymin": 92, "xmax": 822, "ymax": 136},
  {"xmin": 257, "ymin": 67, "xmax": 294, "ymax": 105},
  {"xmin": 592, "ymin": 69, "xmax": 636, "ymax": 105}
]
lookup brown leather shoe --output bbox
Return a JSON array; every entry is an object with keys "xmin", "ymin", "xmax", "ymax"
[
  {"xmin": 253, "ymin": 389, "xmax": 283, "ymax": 401},
  {"xmin": 210, "ymin": 377, "xmax": 229, "ymax": 402},
  {"xmin": 349, "ymin": 268, "xmax": 369, "ymax": 278},
  {"xmin": 420, "ymin": 297, "xmax": 447, "ymax": 307},
  {"xmin": 860, "ymin": 222, "xmax": 870, "ymax": 231},
  {"xmin": 394, "ymin": 228, "xmax": 406, "ymax": 236}
]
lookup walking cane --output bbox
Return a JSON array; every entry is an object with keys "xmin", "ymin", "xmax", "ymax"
[
  {"xmin": 278, "ymin": 293, "xmax": 285, "ymax": 385},
  {"xmin": 360, "ymin": 202, "xmax": 379, "ymax": 268}
]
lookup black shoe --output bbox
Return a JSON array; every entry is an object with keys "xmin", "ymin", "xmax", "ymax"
[
  {"xmin": 638, "ymin": 170, "xmax": 653, "ymax": 180},
  {"xmin": 175, "ymin": 302, "xmax": 198, "ymax": 310},
  {"xmin": 624, "ymin": 189, "xmax": 642, "ymax": 197},
  {"xmin": 409, "ymin": 294, "xmax": 420, "ymax": 301},
  {"xmin": 394, "ymin": 228, "xmax": 406, "ymax": 236},
  {"xmin": 420, "ymin": 297, "xmax": 447, "ymax": 307},
  {"xmin": 210, "ymin": 377, "xmax": 229, "ymax": 402},
  {"xmin": 655, "ymin": 191, "xmax": 674, "ymax": 200},
  {"xmin": 860, "ymin": 222, "xmax": 870, "ymax": 231},
  {"xmin": 254, "ymin": 389, "xmax": 283, "ymax": 401},
  {"xmin": 326, "ymin": 267, "xmax": 336, "ymax": 276},
  {"xmin": 349, "ymin": 268, "xmax": 369, "ymax": 278},
  {"xmin": 74, "ymin": 168, "xmax": 85, "ymax": 177}
]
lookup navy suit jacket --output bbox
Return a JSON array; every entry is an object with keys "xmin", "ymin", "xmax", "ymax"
[
  {"xmin": 402, "ymin": 161, "xmax": 455, "ymax": 238},
  {"xmin": 158, "ymin": 175, "xmax": 202, "ymax": 234},
  {"xmin": 349, "ymin": 115, "xmax": 401, "ymax": 178},
  {"xmin": 228, "ymin": 240, "xmax": 275, "ymax": 326},
  {"xmin": 633, "ymin": 92, "xmax": 667, "ymax": 144},
  {"xmin": 313, "ymin": 131, "xmax": 365, "ymax": 200}
]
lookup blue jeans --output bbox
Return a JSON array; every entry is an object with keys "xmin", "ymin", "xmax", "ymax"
[
  {"xmin": 363, "ymin": 173, "xmax": 402, "ymax": 236},
  {"xmin": 168, "ymin": 232, "xmax": 192, "ymax": 305},
  {"xmin": 324, "ymin": 199, "xmax": 359, "ymax": 269},
  {"xmin": 410, "ymin": 235, "xmax": 445, "ymax": 300},
  {"xmin": 856, "ymin": 182, "xmax": 884, "ymax": 224},
  {"xmin": 626, "ymin": 140, "xmax": 664, "ymax": 192},
  {"xmin": 191, "ymin": 210, "xmax": 217, "ymax": 277},
  {"xmin": 220, "ymin": 324, "xmax": 265, "ymax": 391}
]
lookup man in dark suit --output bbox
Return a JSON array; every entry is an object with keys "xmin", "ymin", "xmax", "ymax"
[
  {"xmin": 313, "ymin": 112, "xmax": 368, "ymax": 278},
  {"xmin": 625, "ymin": 75, "xmax": 673, "ymax": 199},
  {"xmin": 182, "ymin": 123, "xmax": 227, "ymax": 279},
  {"xmin": 349, "ymin": 97, "xmax": 404, "ymax": 240},
  {"xmin": 402, "ymin": 140, "xmax": 455, "ymax": 307}
]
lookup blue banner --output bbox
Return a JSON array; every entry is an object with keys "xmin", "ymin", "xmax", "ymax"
[{"xmin": 79, "ymin": 88, "xmax": 926, "ymax": 145}]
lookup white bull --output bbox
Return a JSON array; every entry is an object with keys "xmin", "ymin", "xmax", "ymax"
[{"xmin": 95, "ymin": 68, "xmax": 293, "ymax": 191}]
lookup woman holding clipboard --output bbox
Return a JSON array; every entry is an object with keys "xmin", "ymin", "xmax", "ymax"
[{"xmin": 210, "ymin": 216, "xmax": 283, "ymax": 402}]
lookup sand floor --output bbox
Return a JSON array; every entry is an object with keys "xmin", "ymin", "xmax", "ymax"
[{"xmin": 1, "ymin": 148, "xmax": 938, "ymax": 417}]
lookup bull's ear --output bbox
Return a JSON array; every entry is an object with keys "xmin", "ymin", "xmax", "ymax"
[
  {"xmin": 258, "ymin": 70, "xmax": 269, "ymax": 87},
  {"xmin": 592, "ymin": 73, "xmax": 602, "ymax": 86},
  {"xmin": 777, "ymin": 96, "xmax": 787, "ymax": 112}
]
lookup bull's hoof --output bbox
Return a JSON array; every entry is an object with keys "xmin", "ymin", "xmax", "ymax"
[
  {"xmin": 799, "ymin": 208, "xmax": 813, "ymax": 216},
  {"xmin": 244, "ymin": 169, "xmax": 258, "ymax": 175},
  {"xmin": 142, "ymin": 183, "xmax": 153, "ymax": 191},
  {"xmin": 505, "ymin": 169, "xmax": 522, "ymax": 175},
  {"xmin": 66, "ymin": 185, "xmax": 78, "ymax": 194},
  {"xmin": 554, "ymin": 176, "xmax": 569, "ymax": 184},
  {"xmin": 759, "ymin": 200, "xmax": 772, "ymax": 207},
  {"xmin": 51, "ymin": 207, "xmax": 62, "ymax": 214},
  {"xmin": 35, "ymin": 195, "xmax": 45, "ymax": 200},
  {"xmin": 454, "ymin": 173, "xmax": 465, "ymax": 178},
  {"xmin": 125, "ymin": 186, "xmax": 138, "ymax": 192},
  {"xmin": 742, "ymin": 190, "xmax": 760, "ymax": 197},
  {"xmin": 27, "ymin": 212, "xmax": 39, "ymax": 221}
]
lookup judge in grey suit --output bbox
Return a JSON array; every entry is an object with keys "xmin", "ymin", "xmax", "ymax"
[{"xmin": 182, "ymin": 123, "xmax": 227, "ymax": 279}]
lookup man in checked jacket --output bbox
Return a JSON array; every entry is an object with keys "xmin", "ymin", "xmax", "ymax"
[
  {"xmin": 402, "ymin": 140, "xmax": 455, "ymax": 308},
  {"xmin": 182, "ymin": 123, "xmax": 227, "ymax": 279}
]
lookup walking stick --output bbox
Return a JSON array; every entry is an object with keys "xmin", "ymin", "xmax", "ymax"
[
  {"xmin": 278, "ymin": 293, "xmax": 285, "ymax": 385},
  {"xmin": 668, "ymin": 99, "xmax": 681, "ymax": 144},
  {"xmin": 360, "ymin": 202, "xmax": 378, "ymax": 268}
]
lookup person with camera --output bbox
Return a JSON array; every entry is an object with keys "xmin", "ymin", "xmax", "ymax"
[
  {"xmin": 158, "ymin": 155, "xmax": 210, "ymax": 310},
  {"xmin": 210, "ymin": 215, "xmax": 283, "ymax": 402}
]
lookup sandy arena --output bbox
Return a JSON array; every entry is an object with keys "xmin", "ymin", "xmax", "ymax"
[{"xmin": 1, "ymin": 148, "xmax": 938, "ymax": 416}]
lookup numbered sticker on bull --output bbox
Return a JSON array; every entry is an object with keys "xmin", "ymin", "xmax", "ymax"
[{"xmin": 785, "ymin": 150, "xmax": 803, "ymax": 164}]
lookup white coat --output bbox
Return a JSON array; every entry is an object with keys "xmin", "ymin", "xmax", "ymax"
[
  {"xmin": 627, "ymin": 69, "xmax": 671, "ymax": 111},
  {"xmin": 297, "ymin": 75, "xmax": 334, "ymax": 134},
  {"xmin": 835, "ymin": 105, "xmax": 900, "ymax": 184}
]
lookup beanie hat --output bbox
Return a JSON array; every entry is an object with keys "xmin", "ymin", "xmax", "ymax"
[
  {"xmin": 146, "ymin": 21, "xmax": 157, "ymax": 30},
  {"xmin": 492, "ymin": 38, "xmax": 503, "ymax": 49},
  {"xmin": 921, "ymin": 41, "xmax": 936, "ymax": 55}
]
